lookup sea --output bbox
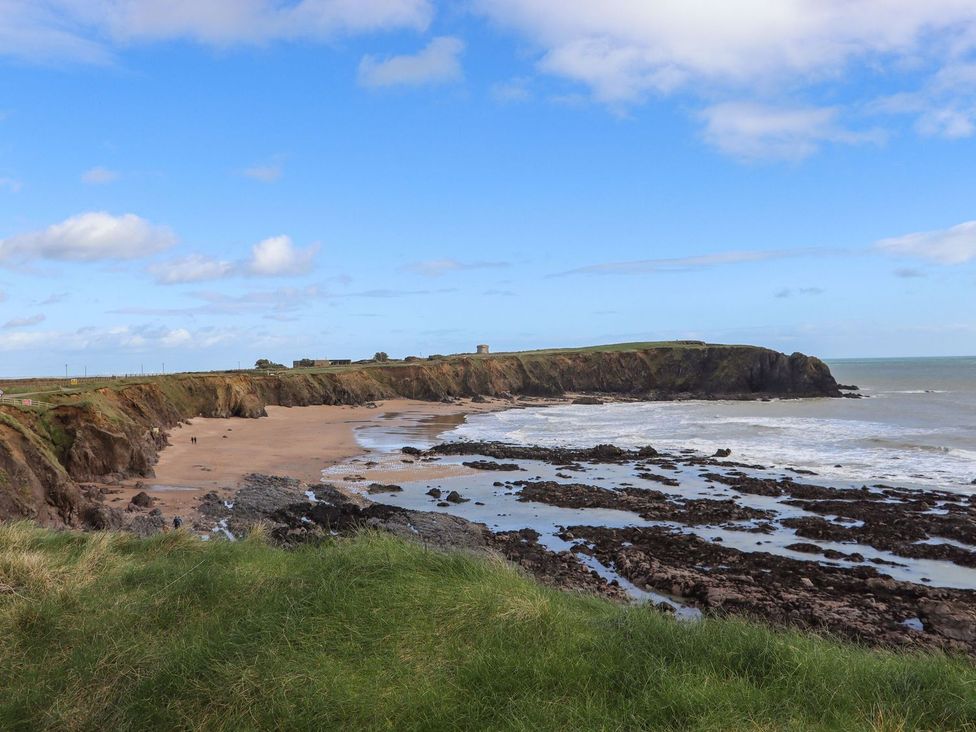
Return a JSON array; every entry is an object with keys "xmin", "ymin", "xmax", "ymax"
[
  {"xmin": 333, "ymin": 356, "xmax": 976, "ymax": 595},
  {"xmin": 438, "ymin": 356, "xmax": 976, "ymax": 491}
]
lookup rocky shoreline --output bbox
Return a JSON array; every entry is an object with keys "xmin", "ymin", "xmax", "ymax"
[{"xmin": 104, "ymin": 427, "xmax": 976, "ymax": 659}]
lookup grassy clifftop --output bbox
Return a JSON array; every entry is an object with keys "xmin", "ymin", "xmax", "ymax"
[{"xmin": 0, "ymin": 523, "xmax": 973, "ymax": 731}]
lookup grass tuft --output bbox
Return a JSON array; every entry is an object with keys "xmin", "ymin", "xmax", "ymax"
[{"xmin": 0, "ymin": 523, "xmax": 973, "ymax": 731}]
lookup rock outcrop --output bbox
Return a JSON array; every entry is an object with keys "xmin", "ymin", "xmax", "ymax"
[{"xmin": 0, "ymin": 343, "xmax": 839, "ymax": 525}]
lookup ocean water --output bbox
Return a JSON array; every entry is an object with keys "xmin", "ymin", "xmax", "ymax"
[
  {"xmin": 329, "ymin": 356, "xmax": 976, "ymax": 594},
  {"xmin": 447, "ymin": 357, "xmax": 976, "ymax": 491}
]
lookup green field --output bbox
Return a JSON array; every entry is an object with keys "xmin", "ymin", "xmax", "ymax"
[
  {"xmin": 1, "ymin": 523, "xmax": 973, "ymax": 731},
  {"xmin": 0, "ymin": 341, "xmax": 733, "ymax": 402}
]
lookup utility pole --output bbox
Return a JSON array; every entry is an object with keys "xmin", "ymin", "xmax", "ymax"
[{"xmin": 65, "ymin": 364, "xmax": 68, "ymax": 379}]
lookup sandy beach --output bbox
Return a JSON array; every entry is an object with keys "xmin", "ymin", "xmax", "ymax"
[{"xmin": 114, "ymin": 397, "xmax": 541, "ymax": 519}]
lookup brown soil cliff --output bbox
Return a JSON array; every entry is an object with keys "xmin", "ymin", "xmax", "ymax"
[{"xmin": 0, "ymin": 344, "xmax": 839, "ymax": 526}]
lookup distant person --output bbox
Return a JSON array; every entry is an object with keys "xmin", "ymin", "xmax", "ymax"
[{"xmin": 173, "ymin": 516, "xmax": 183, "ymax": 530}]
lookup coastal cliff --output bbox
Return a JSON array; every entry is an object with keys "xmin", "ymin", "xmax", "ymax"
[{"xmin": 0, "ymin": 343, "xmax": 839, "ymax": 525}]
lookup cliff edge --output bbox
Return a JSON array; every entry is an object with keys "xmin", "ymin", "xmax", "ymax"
[{"xmin": 0, "ymin": 343, "xmax": 839, "ymax": 525}]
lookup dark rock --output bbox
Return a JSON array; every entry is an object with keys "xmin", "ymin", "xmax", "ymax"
[
  {"xmin": 462, "ymin": 460, "xmax": 521, "ymax": 471},
  {"xmin": 920, "ymin": 601, "xmax": 976, "ymax": 642},
  {"xmin": 130, "ymin": 491, "xmax": 154, "ymax": 508},
  {"xmin": 471, "ymin": 394, "xmax": 488, "ymax": 403},
  {"xmin": 130, "ymin": 513, "xmax": 166, "ymax": 538},
  {"xmin": 590, "ymin": 444, "xmax": 624, "ymax": 460},
  {"xmin": 426, "ymin": 488, "xmax": 442, "ymax": 498},
  {"xmin": 367, "ymin": 483, "xmax": 402, "ymax": 494},
  {"xmin": 714, "ymin": 448, "xmax": 732, "ymax": 458},
  {"xmin": 636, "ymin": 472, "xmax": 680, "ymax": 487},
  {"xmin": 81, "ymin": 505, "xmax": 127, "ymax": 530},
  {"xmin": 401, "ymin": 446, "xmax": 423, "ymax": 456},
  {"xmin": 572, "ymin": 396, "xmax": 604, "ymax": 405},
  {"xmin": 445, "ymin": 490, "xmax": 468, "ymax": 504}
]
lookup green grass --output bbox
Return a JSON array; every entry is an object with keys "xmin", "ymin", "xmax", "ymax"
[
  {"xmin": 0, "ymin": 341, "xmax": 741, "ymax": 397},
  {"xmin": 495, "ymin": 340, "xmax": 723, "ymax": 357},
  {"xmin": 1, "ymin": 524, "xmax": 973, "ymax": 731}
]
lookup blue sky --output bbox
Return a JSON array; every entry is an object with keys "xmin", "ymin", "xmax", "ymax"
[{"xmin": 1, "ymin": 1, "xmax": 975, "ymax": 376}]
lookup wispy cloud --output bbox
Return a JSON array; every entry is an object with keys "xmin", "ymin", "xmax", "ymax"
[
  {"xmin": 81, "ymin": 166, "xmax": 120, "ymax": 184},
  {"xmin": 877, "ymin": 221, "xmax": 976, "ymax": 264},
  {"xmin": 359, "ymin": 36, "xmax": 464, "ymax": 88},
  {"xmin": 0, "ymin": 177, "xmax": 22, "ymax": 193},
  {"xmin": 38, "ymin": 291, "xmax": 68, "ymax": 305},
  {"xmin": 3, "ymin": 313, "xmax": 45, "ymax": 329},
  {"xmin": 491, "ymin": 77, "xmax": 532, "ymax": 103},
  {"xmin": 112, "ymin": 285, "xmax": 326, "ymax": 317},
  {"xmin": 242, "ymin": 156, "xmax": 285, "ymax": 183},
  {"xmin": 894, "ymin": 267, "xmax": 927, "ymax": 279},
  {"xmin": 349, "ymin": 287, "xmax": 458, "ymax": 298},
  {"xmin": 403, "ymin": 258, "xmax": 510, "ymax": 277},
  {"xmin": 554, "ymin": 249, "xmax": 822, "ymax": 277},
  {"xmin": 149, "ymin": 254, "xmax": 235, "ymax": 284},
  {"xmin": 871, "ymin": 63, "xmax": 976, "ymax": 140},
  {"xmin": 700, "ymin": 103, "xmax": 883, "ymax": 161},
  {"xmin": 0, "ymin": 0, "xmax": 434, "ymax": 64},
  {"xmin": 775, "ymin": 287, "xmax": 825, "ymax": 299}
]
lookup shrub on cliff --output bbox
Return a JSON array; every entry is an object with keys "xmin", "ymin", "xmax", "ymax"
[{"xmin": 254, "ymin": 359, "xmax": 286, "ymax": 370}]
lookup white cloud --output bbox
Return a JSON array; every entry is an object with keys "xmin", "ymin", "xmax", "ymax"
[
  {"xmin": 0, "ymin": 323, "xmax": 242, "ymax": 352},
  {"xmin": 149, "ymin": 236, "xmax": 318, "ymax": 283},
  {"xmin": 2, "ymin": 313, "xmax": 45, "ymax": 329},
  {"xmin": 877, "ymin": 221, "xmax": 976, "ymax": 264},
  {"xmin": 149, "ymin": 254, "xmax": 235, "ymax": 284},
  {"xmin": 161, "ymin": 327, "xmax": 192, "ymax": 347},
  {"xmin": 81, "ymin": 166, "xmax": 120, "ymax": 184},
  {"xmin": 0, "ymin": 0, "xmax": 434, "ymax": 63},
  {"xmin": 474, "ymin": 1, "xmax": 976, "ymax": 104},
  {"xmin": 700, "ymin": 103, "xmax": 882, "ymax": 161},
  {"xmin": 403, "ymin": 258, "xmax": 510, "ymax": 277},
  {"xmin": 358, "ymin": 36, "xmax": 464, "ymax": 88},
  {"xmin": 872, "ymin": 63, "xmax": 976, "ymax": 139},
  {"xmin": 247, "ymin": 235, "xmax": 317, "ymax": 276},
  {"xmin": 0, "ymin": 212, "xmax": 177, "ymax": 264},
  {"xmin": 0, "ymin": 177, "xmax": 22, "ymax": 193},
  {"xmin": 243, "ymin": 157, "xmax": 284, "ymax": 182}
]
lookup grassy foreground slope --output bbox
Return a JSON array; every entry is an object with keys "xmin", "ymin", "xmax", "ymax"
[{"xmin": 1, "ymin": 525, "xmax": 973, "ymax": 732}]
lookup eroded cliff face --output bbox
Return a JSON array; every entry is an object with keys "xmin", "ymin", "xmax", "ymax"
[{"xmin": 0, "ymin": 345, "xmax": 839, "ymax": 525}]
